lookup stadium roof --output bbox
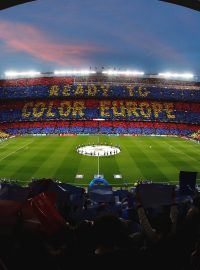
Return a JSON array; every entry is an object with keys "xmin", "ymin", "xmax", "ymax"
[
  {"xmin": 0, "ymin": 0, "xmax": 35, "ymax": 10},
  {"xmin": 160, "ymin": 0, "xmax": 200, "ymax": 12},
  {"xmin": 2, "ymin": 1, "xmax": 199, "ymax": 12}
]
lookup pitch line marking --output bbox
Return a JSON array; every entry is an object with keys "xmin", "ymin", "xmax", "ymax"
[{"xmin": 0, "ymin": 141, "xmax": 33, "ymax": 162}]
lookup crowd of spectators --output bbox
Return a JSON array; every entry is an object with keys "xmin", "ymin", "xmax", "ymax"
[
  {"xmin": 0, "ymin": 77, "xmax": 199, "ymax": 140},
  {"xmin": 0, "ymin": 121, "xmax": 199, "ymax": 140},
  {"xmin": 74, "ymin": 74, "xmax": 200, "ymax": 89},
  {"xmin": 0, "ymin": 76, "xmax": 73, "ymax": 87},
  {"xmin": 0, "ymin": 81, "xmax": 200, "ymax": 102},
  {"xmin": 0, "ymin": 179, "xmax": 199, "ymax": 269},
  {"xmin": 0, "ymin": 99, "xmax": 199, "ymax": 125},
  {"xmin": 2, "ymin": 74, "xmax": 200, "ymax": 88},
  {"xmin": 0, "ymin": 131, "xmax": 9, "ymax": 139}
]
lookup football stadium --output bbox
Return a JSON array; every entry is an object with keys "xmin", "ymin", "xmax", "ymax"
[
  {"xmin": 0, "ymin": 1, "xmax": 200, "ymax": 270},
  {"xmin": 0, "ymin": 72, "xmax": 200, "ymax": 186},
  {"xmin": 0, "ymin": 70, "xmax": 200, "ymax": 266}
]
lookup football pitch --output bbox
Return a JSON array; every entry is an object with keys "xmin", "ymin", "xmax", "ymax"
[{"xmin": 0, "ymin": 135, "xmax": 199, "ymax": 186}]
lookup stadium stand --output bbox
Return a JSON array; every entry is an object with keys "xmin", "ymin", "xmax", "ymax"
[
  {"xmin": 0, "ymin": 178, "xmax": 199, "ymax": 269},
  {"xmin": 0, "ymin": 76, "xmax": 199, "ymax": 139},
  {"xmin": 0, "ymin": 75, "xmax": 199, "ymax": 269},
  {"xmin": 0, "ymin": 131, "xmax": 9, "ymax": 139}
]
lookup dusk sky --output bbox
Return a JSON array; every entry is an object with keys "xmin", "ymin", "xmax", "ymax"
[{"xmin": 0, "ymin": 0, "xmax": 200, "ymax": 75}]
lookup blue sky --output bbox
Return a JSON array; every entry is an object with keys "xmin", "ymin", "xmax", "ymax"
[{"xmin": 0, "ymin": 0, "xmax": 200, "ymax": 74}]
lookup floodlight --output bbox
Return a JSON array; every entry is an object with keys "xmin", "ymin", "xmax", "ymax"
[
  {"xmin": 5, "ymin": 71, "xmax": 41, "ymax": 78},
  {"xmin": 93, "ymin": 118, "xmax": 105, "ymax": 121},
  {"xmin": 102, "ymin": 70, "xmax": 144, "ymax": 76},
  {"xmin": 158, "ymin": 72, "xmax": 194, "ymax": 79},
  {"xmin": 54, "ymin": 70, "xmax": 96, "ymax": 76}
]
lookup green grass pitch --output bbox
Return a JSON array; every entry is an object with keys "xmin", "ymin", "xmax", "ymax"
[{"xmin": 0, "ymin": 135, "xmax": 199, "ymax": 186}]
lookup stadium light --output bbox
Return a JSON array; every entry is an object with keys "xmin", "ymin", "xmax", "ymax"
[
  {"xmin": 54, "ymin": 70, "xmax": 96, "ymax": 76},
  {"xmin": 158, "ymin": 72, "xmax": 194, "ymax": 79},
  {"xmin": 102, "ymin": 70, "xmax": 144, "ymax": 76},
  {"xmin": 5, "ymin": 71, "xmax": 41, "ymax": 78},
  {"xmin": 93, "ymin": 118, "xmax": 105, "ymax": 121}
]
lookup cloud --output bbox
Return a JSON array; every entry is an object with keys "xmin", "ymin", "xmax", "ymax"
[
  {"xmin": 0, "ymin": 20, "xmax": 106, "ymax": 66},
  {"xmin": 111, "ymin": 27, "xmax": 188, "ymax": 65}
]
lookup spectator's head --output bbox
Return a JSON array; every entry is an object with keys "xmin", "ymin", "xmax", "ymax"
[{"xmin": 93, "ymin": 215, "xmax": 127, "ymax": 252}]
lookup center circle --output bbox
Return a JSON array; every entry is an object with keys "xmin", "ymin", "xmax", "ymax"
[{"xmin": 76, "ymin": 145, "xmax": 121, "ymax": 156}]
